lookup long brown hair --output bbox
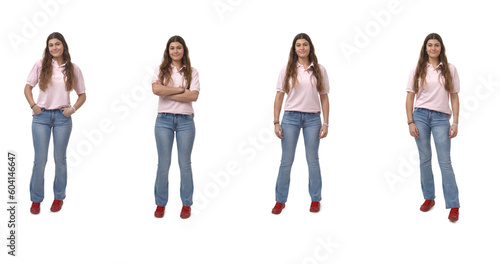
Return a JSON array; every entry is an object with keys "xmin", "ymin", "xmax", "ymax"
[
  {"xmin": 412, "ymin": 33, "xmax": 453, "ymax": 94},
  {"xmin": 283, "ymin": 33, "xmax": 324, "ymax": 94},
  {"xmin": 158, "ymin": 35, "xmax": 192, "ymax": 89},
  {"xmin": 39, "ymin": 32, "xmax": 74, "ymax": 91}
]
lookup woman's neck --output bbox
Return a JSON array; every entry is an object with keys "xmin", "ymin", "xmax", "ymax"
[
  {"xmin": 172, "ymin": 60, "xmax": 183, "ymax": 71},
  {"xmin": 53, "ymin": 56, "xmax": 64, "ymax": 66},
  {"xmin": 298, "ymin": 57, "xmax": 311, "ymax": 68},
  {"xmin": 428, "ymin": 57, "xmax": 440, "ymax": 69}
]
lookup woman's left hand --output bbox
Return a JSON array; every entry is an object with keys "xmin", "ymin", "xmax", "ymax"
[
  {"xmin": 449, "ymin": 125, "xmax": 458, "ymax": 139},
  {"xmin": 319, "ymin": 125, "xmax": 328, "ymax": 139},
  {"xmin": 62, "ymin": 108, "xmax": 73, "ymax": 117}
]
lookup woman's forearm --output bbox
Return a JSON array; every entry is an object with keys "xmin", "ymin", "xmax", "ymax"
[
  {"xmin": 406, "ymin": 92, "xmax": 415, "ymax": 122},
  {"xmin": 274, "ymin": 92, "xmax": 284, "ymax": 122},
  {"xmin": 24, "ymin": 84, "xmax": 35, "ymax": 107},
  {"xmin": 320, "ymin": 94, "xmax": 329, "ymax": 124},
  {"xmin": 73, "ymin": 93, "xmax": 86, "ymax": 110},
  {"xmin": 450, "ymin": 93, "xmax": 459, "ymax": 124},
  {"xmin": 152, "ymin": 83, "xmax": 185, "ymax": 97},
  {"xmin": 166, "ymin": 90, "xmax": 199, "ymax": 102}
]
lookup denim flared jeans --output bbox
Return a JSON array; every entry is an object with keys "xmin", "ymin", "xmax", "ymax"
[
  {"xmin": 154, "ymin": 113, "xmax": 195, "ymax": 207},
  {"xmin": 275, "ymin": 111, "xmax": 322, "ymax": 203},
  {"xmin": 413, "ymin": 108, "xmax": 460, "ymax": 209},
  {"xmin": 30, "ymin": 109, "xmax": 72, "ymax": 203}
]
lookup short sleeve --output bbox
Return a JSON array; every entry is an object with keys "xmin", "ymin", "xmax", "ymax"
[
  {"xmin": 152, "ymin": 66, "xmax": 160, "ymax": 84},
  {"xmin": 276, "ymin": 66, "xmax": 286, "ymax": 93},
  {"xmin": 319, "ymin": 65, "xmax": 330, "ymax": 94},
  {"xmin": 450, "ymin": 64, "xmax": 460, "ymax": 93},
  {"xmin": 189, "ymin": 68, "xmax": 200, "ymax": 92},
  {"xmin": 406, "ymin": 68, "xmax": 416, "ymax": 93},
  {"xmin": 73, "ymin": 64, "xmax": 86, "ymax": 94},
  {"xmin": 26, "ymin": 60, "xmax": 42, "ymax": 87}
]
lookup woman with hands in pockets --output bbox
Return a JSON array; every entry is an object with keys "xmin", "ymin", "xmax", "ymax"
[
  {"xmin": 24, "ymin": 32, "xmax": 86, "ymax": 214},
  {"xmin": 272, "ymin": 33, "xmax": 330, "ymax": 215}
]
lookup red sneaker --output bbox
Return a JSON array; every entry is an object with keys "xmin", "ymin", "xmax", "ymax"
[
  {"xmin": 310, "ymin": 201, "xmax": 320, "ymax": 213},
  {"xmin": 272, "ymin": 202, "xmax": 285, "ymax": 214},
  {"xmin": 420, "ymin": 200, "xmax": 435, "ymax": 212},
  {"xmin": 154, "ymin": 206, "xmax": 165, "ymax": 218},
  {"xmin": 448, "ymin": 208, "xmax": 459, "ymax": 222},
  {"xmin": 50, "ymin": 200, "xmax": 63, "ymax": 212},
  {"xmin": 30, "ymin": 202, "xmax": 41, "ymax": 214},
  {"xmin": 180, "ymin": 206, "xmax": 191, "ymax": 219}
]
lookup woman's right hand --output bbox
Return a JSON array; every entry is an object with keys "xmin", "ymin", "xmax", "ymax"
[
  {"xmin": 409, "ymin": 123, "xmax": 419, "ymax": 138},
  {"xmin": 275, "ymin": 124, "xmax": 283, "ymax": 139},
  {"xmin": 32, "ymin": 105, "xmax": 42, "ymax": 115}
]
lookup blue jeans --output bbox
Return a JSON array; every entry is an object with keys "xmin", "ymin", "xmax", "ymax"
[
  {"xmin": 275, "ymin": 111, "xmax": 322, "ymax": 203},
  {"xmin": 413, "ymin": 108, "xmax": 460, "ymax": 209},
  {"xmin": 154, "ymin": 113, "xmax": 195, "ymax": 207},
  {"xmin": 30, "ymin": 109, "xmax": 72, "ymax": 203}
]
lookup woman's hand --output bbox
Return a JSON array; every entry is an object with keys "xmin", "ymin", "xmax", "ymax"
[
  {"xmin": 62, "ymin": 107, "xmax": 73, "ymax": 117},
  {"xmin": 409, "ymin": 123, "xmax": 419, "ymax": 138},
  {"xmin": 449, "ymin": 125, "xmax": 458, "ymax": 139},
  {"xmin": 319, "ymin": 125, "xmax": 328, "ymax": 139},
  {"xmin": 275, "ymin": 124, "xmax": 283, "ymax": 139},
  {"xmin": 32, "ymin": 105, "xmax": 42, "ymax": 115}
]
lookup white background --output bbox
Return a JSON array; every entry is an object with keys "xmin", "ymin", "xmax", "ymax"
[{"xmin": 1, "ymin": 0, "xmax": 499, "ymax": 263}]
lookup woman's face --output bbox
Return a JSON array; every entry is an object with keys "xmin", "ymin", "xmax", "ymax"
[
  {"xmin": 169, "ymin": 41, "xmax": 184, "ymax": 62},
  {"xmin": 426, "ymin": 39, "xmax": 441, "ymax": 59},
  {"xmin": 295, "ymin": 39, "xmax": 310, "ymax": 59},
  {"xmin": 48, "ymin": 38, "xmax": 64, "ymax": 59}
]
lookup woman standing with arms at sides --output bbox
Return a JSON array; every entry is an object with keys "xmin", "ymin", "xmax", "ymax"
[
  {"xmin": 24, "ymin": 32, "xmax": 86, "ymax": 214},
  {"xmin": 152, "ymin": 35, "xmax": 200, "ymax": 219},
  {"xmin": 272, "ymin": 33, "xmax": 330, "ymax": 214},
  {"xmin": 406, "ymin": 33, "xmax": 460, "ymax": 222}
]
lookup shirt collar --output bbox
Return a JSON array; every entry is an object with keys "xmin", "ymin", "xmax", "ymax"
[
  {"xmin": 171, "ymin": 64, "xmax": 185, "ymax": 72},
  {"xmin": 297, "ymin": 62, "xmax": 314, "ymax": 70},
  {"xmin": 52, "ymin": 59, "xmax": 67, "ymax": 67},
  {"xmin": 427, "ymin": 62, "xmax": 443, "ymax": 70}
]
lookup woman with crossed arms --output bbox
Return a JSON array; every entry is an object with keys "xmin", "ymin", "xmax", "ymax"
[{"xmin": 152, "ymin": 35, "xmax": 200, "ymax": 219}]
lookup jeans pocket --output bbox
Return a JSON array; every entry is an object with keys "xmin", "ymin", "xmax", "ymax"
[
  {"xmin": 37, "ymin": 108, "xmax": 45, "ymax": 114},
  {"xmin": 60, "ymin": 110, "xmax": 70, "ymax": 118},
  {"xmin": 412, "ymin": 111, "xmax": 424, "ymax": 123},
  {"xmin": 434, "ymin": 111, "xmax": 449, "ymax": 121}
]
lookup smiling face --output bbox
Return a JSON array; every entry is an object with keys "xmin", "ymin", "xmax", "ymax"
[
  {"xmin": 48, "ymin": 38, "xmax": 64, "ymax": 59},
  {"xmin": 169, "ymin": 41, "xmax": 184, "ymax": 62},
  {"xmin": 295, "ymin": 39, "xmax": 310, "ymax": 59},
  {"xmin": 426, "ymin": 39, "xmax": 441, "ymax": 59}
]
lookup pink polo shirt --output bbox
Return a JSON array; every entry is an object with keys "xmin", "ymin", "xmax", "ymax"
[
  {"xmin": 407, "ymin": 63, "xmax": 460, "ymax": 116},
  {"xmin": 276, "ymin": 63, "xmax": 330, "ymax": 113},
  {"xmin": 152, "ymin": 65, "xmax": 200, "ymax": 115},
  {"xmin": 26, "ymin": 59, "xmax": 86, "ymax": 109}
]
